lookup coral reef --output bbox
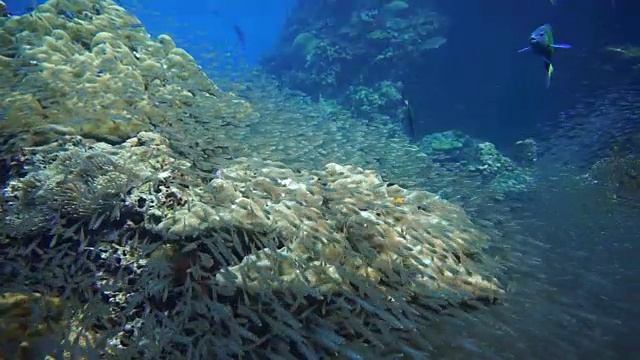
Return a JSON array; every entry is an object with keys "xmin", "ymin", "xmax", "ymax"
[
  {"xmin": 420, "ymin": 130, "xmax": 470, "ymax": 156},
  {"xmin": 0, "ymin": 1, "xmax": 529, "ymax": 358},
  {"xmin": 470, "ymin": 142, "xmax": 516, "ymax": 176},
  {"xmin": 0, "ymin": 0, "xmax": 252, "ymax": 155},
  {"xmin": 0, "ymin": 292, "xmax": 64, "ymax": 359},
  {"xmin": 588, "ymin": 150, "xmax": 640, "ymax": 206},
  {"xmin": 467, "ymin": 142, "xmax": 534, "ymax": 195},
  {"xmin": 604, "ymin": 44, "xmax": 640, "ymax": 77},
  {"xmin": 345, "ymin": 80, "xmax": 403, "ymax": 116},
  {"xmin": 2, "ymin": 132, "xmax": 504, "ymax": 358},
  {"xmin": 513, "ymin": 138, "xmax": 538, "ymax": 168},
  {"xmin": 414, "ymin": 131, "xmax": 536, "ymax": 197},
  {"xmin": 262, "ymin": 0, "xmax": 447, "ymax": 121}
]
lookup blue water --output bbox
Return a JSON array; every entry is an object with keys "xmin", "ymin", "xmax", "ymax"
[
  {"xmin": 125, "ymin": 0, "xmax": 294, "ymax": 67},
  {"xmin": 5, "ymin": 0, "xmax": 294, "ymax": 68},
  {"xmin": 1, "ymin": 0, "xmax": 639, "ymax": 359}
]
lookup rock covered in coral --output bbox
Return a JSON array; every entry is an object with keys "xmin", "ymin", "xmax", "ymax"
[
  {"xmin": 470, "ymin": 142, "xmax": 516, "ymax": 175},
  {"xmin": 262, "ymin": 0, "xmax": 447, "ymax": 120},
  {"xmin": 420, "ymin": 130, "xmax": 470, "ymax": 156},
  {"xmin": 467, "ymin": 142, "xmax": 534, "ymax": 195},
  {"xmin": 2, "ymin": 131, "xmax": 505, "ymax": 357},
  {"xmin": 513, "ymin": 138, "xmax": 538, "ymax": 167},
  {"xmin": 0, "ymin": 292, "xmax": 64, "ymax": 359},
  {"xmin": 191, "ymin": 161, "xmax": 501, "ymax": 298},
  {"xmin": 345, "ymin": 80, "xmax": 404, "ymax": 116},
  {"xmin": 0, "ymin": 0, "xmax": 251, "ymax": 153},
  {"xmin": 416, "ymin": 131, "xmax": 535, "ymax": 196},
  {"xmin": 2, "ymin": 131, "xmax": 186, "ymax": 237}
]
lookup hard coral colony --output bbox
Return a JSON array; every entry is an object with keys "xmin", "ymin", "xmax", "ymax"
[{"xmin": 0, "ymin": 0, "xmax": 522, "ymax": 359}]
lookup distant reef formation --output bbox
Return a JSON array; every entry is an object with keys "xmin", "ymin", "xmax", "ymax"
[
  {"xmin": 262, "ymin": 0, "xmax": 448, "ymax": 120},
  {"xmin": 0, "ymin": 1, "xmax": 510, "ymax": 358}
]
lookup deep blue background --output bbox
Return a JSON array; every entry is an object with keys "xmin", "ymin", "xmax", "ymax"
[{"xmin": 405, "ymin": 0, "xmax": 640, "ymax": 148}]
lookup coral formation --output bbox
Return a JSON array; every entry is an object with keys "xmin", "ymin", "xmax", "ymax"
[
  {"xmin": 345, "ymin": 80, "xmax": 403, "ymax": 116},
  {"xmin": 421, "ymin": 130, "xmax": 469, "ymax": 154},
  {"xmin": 0, "ymin": 1, "xmax": 530, "ymax": 358},
  {"xmin": 589, "ymin": 150, "xmax": 640, "ymax": 205},
  {"xmin": 262, "ymin": 0, "xmax": 447, "ymax": 121},
  {"xmin": 470, "ymin": 142, "xmax": 516, "ymax": 176},
  {"xmin": 2, "ymin": 132, "xmax": 504, "ymax": 357},
  {"xmin": 467, "ymin": 142, "xmax": 534, "ymax": 195},
  {"xmin": 0, "ymin": 0, "xmax": 251, "ymax": 154},
  {"xmin": 513, "ymin": 138, "xmax": 538, "ymax": 168},
  {"xmin": 2, "ymin": 132, "xmax": 173, "ymax": 237}
]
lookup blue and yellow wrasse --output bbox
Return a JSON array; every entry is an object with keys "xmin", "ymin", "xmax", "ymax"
[{"xmin": 518, "ymin": 24, "xmax": 572, "ymax": 88}]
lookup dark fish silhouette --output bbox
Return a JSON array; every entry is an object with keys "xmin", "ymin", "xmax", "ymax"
[
  {"xmin": 233, "ymin": 24, "xmax": 246, "ymax": 49},
  {"xmin": 518, "ymin": 24, "xmax": 572, "ymax": 88},
  {"xmin": 402, "ymin": 99, "xmax": 416, "ymax": 140},
  {"xmin": 211, "ymin": 10, "xmax": 246, "ymax": 49}
]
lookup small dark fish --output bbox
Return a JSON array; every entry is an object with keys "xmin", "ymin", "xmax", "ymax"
[
  {"xmin": 402, "ymin": 99, "xmax": 416, "ymax": 140},
  {"xmin": 233, "ymin": 24, "xmax": 246, "ymax": 49},
  {"xmin": 518, "ymin": 24, "xmax": 572, "ymax": 88},
  {"xmin": 25, "ymin": 0, "xmax": 37, "ymax": 13},
  {"xmin": 211, "ymin": 10, "xmax": 246, "ymax": 49},
  {"xmin": 57, "ymin": 9, "xmax": 75, "ymax": 20}
]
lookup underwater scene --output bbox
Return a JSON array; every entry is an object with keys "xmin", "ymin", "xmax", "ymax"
[{"xmin": 0, "ymin": 0, "xmax": 639, "ymax": 359}]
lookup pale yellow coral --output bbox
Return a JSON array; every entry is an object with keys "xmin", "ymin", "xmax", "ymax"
[
  {"xmin": 158, "ymin": 202, "xmax": 220, "ymax": 238},
  {"xmin": 0, "ymin": 0, "xmax": 253, "ymax": 153},
  {"xmin": 142, "ymin": 156, "xmax": 504, "ymax": 300}
]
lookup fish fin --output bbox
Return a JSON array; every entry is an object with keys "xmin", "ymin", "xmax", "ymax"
[
  {"xmin": 546, "ymin": 62, "xmax": 554, "ymax": 88},
  {"xmin": 517, "ymin": 46, "xmax": 531, "ymax": 52},
  {"xmin": 552, "ymin": 43, "xmax": 572, "ymax": 49}
]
